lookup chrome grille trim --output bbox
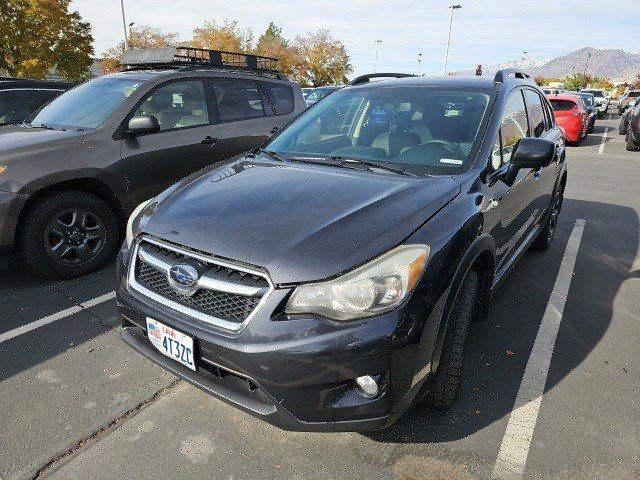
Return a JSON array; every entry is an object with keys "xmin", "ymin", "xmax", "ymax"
[{"xmin": 127, "ymin": 236, "xmax": 275, "ymax": 333}]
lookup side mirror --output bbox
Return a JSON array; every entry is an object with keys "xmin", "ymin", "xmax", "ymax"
[
  {"xmin": 512, "ymin": 137, "xmax": 555, "ymax": 169},
  {"xmin": 499, "ymin": 138, "xmax": 555, "ymax": 187},
  {"xmin": 128, "ymin": 115, "xmax": 160, "ymax": 135}
]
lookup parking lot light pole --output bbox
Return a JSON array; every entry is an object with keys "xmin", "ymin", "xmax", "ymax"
[
  {"xmin": 443, "ymin": 4, "xmax": 462, "ymax": 75},
  {"xmin": 120, "ymin": 0, "xmax": 129, "ymax": 51},
  {"xmin": 374, "ymin": 40, "xmax": 382, "ymax": 73}
]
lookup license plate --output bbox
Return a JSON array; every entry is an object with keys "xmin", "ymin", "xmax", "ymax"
[{"xmin": 146, "ymin": 318, "xmax": 196, "ymax": 371}]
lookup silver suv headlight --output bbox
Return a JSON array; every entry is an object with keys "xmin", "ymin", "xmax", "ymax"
[{"xmin": 286, "ymin": 245, "xmax": 430, "ymax": 321}]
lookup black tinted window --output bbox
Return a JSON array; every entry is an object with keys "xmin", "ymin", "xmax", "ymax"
[
  {"xmin": 264, "ymin": 82, "xmax": 294, "ymax": 115},
  {"xmin": 550, "ymin": 100, "xmax": 576, "ymax": 112},
  {"xmin": 34, "ymin": 89, "xmax": 64, "ymax": 108},
  {"xmin": 524, "ymin": 90, "xmax": 546, "ymax": 137},
  {"xmin": 0, "ymin": 90, "xmax": 31, "ymax": 125},
  {"xmin": 213, "ymin": 79, "xmax": 265, "ymax": 122}
]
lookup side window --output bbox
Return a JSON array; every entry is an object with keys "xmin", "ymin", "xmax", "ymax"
[
  {"xmin": 491, "ymin": 132, "xmax": 503, "ymax": 170},
  {"xmin": 133, "ymin": 80, "xmax": 209, "ymax": 131},
  {"xmin": 542, "ymin": 98, "xmax": 554, "ymax": 129},
  {"xmin": 212, "ymin": 79, "xmax": 265, "ymax": 122},
  {"xmin": 34, "ymin": 89, "xmax": 63, "ymax": 108},
  {"xmin": 524, "ymin": 90, "xmax": 546, "ymax": 137},
  {"xmin": 499, "ymin": 90, "xmax": 528, "ymax": 164},
  {"xmin": 0, "ymin": 90, "xmax": 31, "ymax": 125},
  {"xmin": 263, "ymin": 82, "xmax": 294, "ymax": 115}
]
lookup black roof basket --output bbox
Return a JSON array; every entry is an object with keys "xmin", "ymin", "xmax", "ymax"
[
  {"xmin": 350, "ymin": 73, "xmax": 417, "ymax": 86},
  {"xmin": 494, "ymin": 68, "xmax": 533, "ymax": 83},
  {"xmin": 120, "ymin": 46, "xmax": 286, "ymax": 79}
]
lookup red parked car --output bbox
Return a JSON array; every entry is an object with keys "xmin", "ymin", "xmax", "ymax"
[{"xmin": 547, "ymin": 93, "xmax": 589, "ymax": 146}]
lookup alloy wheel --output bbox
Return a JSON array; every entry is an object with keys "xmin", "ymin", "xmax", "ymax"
[{"xmin": 43, "ymin": 207, "xmax": 107, "ymax": 265}]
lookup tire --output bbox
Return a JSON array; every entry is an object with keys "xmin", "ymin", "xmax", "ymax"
[
  {"xmin": 426, "ymin": 269, "xmax": 479, "ymax": 409},
  {"xmin": 20, "ymin": 191, "xmax": 119, "ymax": 278},
  {"xmin": 531, "ymin": 186, "xmax": 563, "ymax": 251},
  {"xmin": 626, "ymin": 130, "xmax": 640, "ymax": 151}
]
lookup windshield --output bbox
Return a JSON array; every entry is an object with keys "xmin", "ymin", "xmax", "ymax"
[
  {"xmin": 583, "ymin": 90, "xmax": 604, "ymax": 98},
  {"xmin": 305, "ymin": 89, "xmax": 332, "ymax": 101},
  {"xmin": 628, "ymin": 91, "xmax": 640, "ymax": 98},
  {"xmin": 30, "ymin": 77, "xmax": 143, "ymax": 129},
  {"xmin": 267, "ymin": 86, "xmax": 491, "ymax": 175},
  {"xmin": 580, "ymin": 95, "xmax": 594, "ymax": 106}
]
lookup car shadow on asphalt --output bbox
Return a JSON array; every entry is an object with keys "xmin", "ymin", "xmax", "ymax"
[
  {"xmin": 364, "ymin": 198, "xmax": 638, "ymax": 444},
  {"xmin": 0, "ymin": 255, "xmax": 117, "ymax": 382}
]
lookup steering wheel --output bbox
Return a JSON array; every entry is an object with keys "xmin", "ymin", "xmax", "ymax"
[{"xmin": 421, "ymin": 140, "xmax": 465, "ymax": 160}]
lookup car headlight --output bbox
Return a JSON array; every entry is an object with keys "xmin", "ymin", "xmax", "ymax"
[
  {"xmin": 0, "ymin": 166, "xmax": 6, "ymax": 175},
  {"xmin": 125, "ymin": 199, "xmax": 155, "ymax": 249},
  {"xmin": 286, "ymin": 244, "xmax": 430, "ymax": 321}
]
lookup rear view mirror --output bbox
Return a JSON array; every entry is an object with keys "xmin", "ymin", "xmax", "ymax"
[{"xmin": 128, "ymin": 115, "xmax": 160, "ymax": 135}]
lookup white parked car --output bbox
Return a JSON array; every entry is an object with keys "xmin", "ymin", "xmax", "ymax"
[{"xmin": 580, "ymin": 89, "xmax": 609, "ymax": 118}]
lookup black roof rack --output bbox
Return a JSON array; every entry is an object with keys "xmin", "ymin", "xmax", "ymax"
[
  {"xmin": 350, "ymin": 73, "xmax": 417, "ymax": 86},
  {"xmin": 493, "ymin": 68, "xmax": 533, "ymax": 84},
  {"xmin": 120, "ymin": 47, "xmax": 287, "ymax": 80}
]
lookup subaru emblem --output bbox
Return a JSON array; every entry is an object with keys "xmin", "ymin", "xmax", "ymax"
[{"xmin": 168, "ymin": 264, "xmax": 200, "ymax": 295}]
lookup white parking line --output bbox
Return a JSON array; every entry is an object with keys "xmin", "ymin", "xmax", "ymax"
[
  {"xmin": 492, "ymin": 219, "xmax": 585, "ymax": 480},
  {"xmin": 597, "ymin": 113, "xmax": 613, "ymax": 155},
  {"xmin": 0, "ymin": 291, "xmax": 116, "ymax": 344}
]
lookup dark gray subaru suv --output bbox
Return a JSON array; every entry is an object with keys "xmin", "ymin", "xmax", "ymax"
[
  {"xmin": 0, "ymin": 47, "xmax": 305, "ymax": 277},
  {"xmin": 118, "ymin": 70, "xmax": 567, "ymax": 431}
]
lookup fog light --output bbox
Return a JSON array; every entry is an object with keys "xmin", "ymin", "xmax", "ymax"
[{"xmin": 355, "ymin": 375, "xmax": 379, "ymax": 398}]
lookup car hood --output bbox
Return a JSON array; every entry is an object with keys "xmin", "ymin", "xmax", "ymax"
[
  {"xmin": 0, "ymin": 124, "xmax": 84, "ymax": 156},
  {"xmin": 142, "ymin": 158, "xmax": 460, "ymax": 285}
]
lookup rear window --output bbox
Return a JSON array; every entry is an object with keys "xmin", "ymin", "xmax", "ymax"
[
  {"xmin": 550, "ymin": 100, "xmax": 576, "ymax": 112},
  {"xmin": 212, "ymin": 79, "xmax": 265, "ymax": 122},
  {"xmin": 263, "ymin": 82, "xmax": 294, "ymax": 115}
]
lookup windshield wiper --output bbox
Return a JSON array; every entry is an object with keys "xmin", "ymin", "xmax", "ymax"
[
  {"xmin": 30, "ymin": 123, "xmax": 65, "ymax": 131},
  {"xmin": 254, "ymin": 148, "xmax": 286, "ymax": 162},
  {"xmin": 328, "ymin": 156, "xmax": 415, "ymax": 176}
]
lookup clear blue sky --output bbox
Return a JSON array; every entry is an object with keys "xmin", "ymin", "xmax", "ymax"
[{"xmin": 72, "ymin": 0, "xmax": 640, "ymax": 78}]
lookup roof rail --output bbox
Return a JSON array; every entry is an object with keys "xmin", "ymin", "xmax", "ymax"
[
  {"xmin": 350, "ymin": 73, "xmax": 417, "ymax": 86},
  {"xmin": 120, "ymin": 46, "xmax": 287, "ymax": 79},
  {"xmin": 493, "ymin": 68, "xmax": 533, "ymax": 84}
]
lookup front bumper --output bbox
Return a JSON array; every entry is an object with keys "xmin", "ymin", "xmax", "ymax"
[
  {"xmin": 116, "ymin": 244, "xmax": 440, "ymax": 432},
  {"xmin": 0, "ymin": 191, "xmax": 27, "ymax": 255}
]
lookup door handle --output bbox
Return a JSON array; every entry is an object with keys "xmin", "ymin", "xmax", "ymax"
[
  {"xmin": 269, "ymin": 126, "xmax": 279, "ymax": 135},
  {"xmin": 201, "ymin": 136, "xmax": 220, "ymax": 146}
]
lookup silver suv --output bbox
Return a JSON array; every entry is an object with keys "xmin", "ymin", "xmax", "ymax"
[{"xmin": 618, "ymin": 90, "xmax": 640, "ymax": 115}]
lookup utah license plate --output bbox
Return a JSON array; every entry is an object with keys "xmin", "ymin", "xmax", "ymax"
[{"xmin": 146, "ymin": 318, "xmax": 196, "ymax": 371}]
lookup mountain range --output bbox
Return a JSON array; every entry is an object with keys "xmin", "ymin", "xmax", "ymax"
[{"xmin": 454, "ymin": 47, "xmax": 640, "ymax": 83}]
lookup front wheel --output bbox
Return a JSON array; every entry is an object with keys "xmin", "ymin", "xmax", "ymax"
[
  {"xmin": 426, "ymin": 270, "xmax": 479, "ymax": 408},
  {"xmin": 531, "ymin": 187, "xmax": 563, "ymax": 251},
  {"xmin": 20, "ymin": 191, "xmax": 119, "ymax": 278}
]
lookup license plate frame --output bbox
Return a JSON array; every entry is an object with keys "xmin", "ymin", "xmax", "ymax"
[{"xmin": 146, "ymin": 317, "xmax": 196, "ymax": 371}]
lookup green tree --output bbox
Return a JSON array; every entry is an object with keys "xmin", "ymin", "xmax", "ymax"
[
  {"xmin": 190, "ymin": 19, "xmax": 253, "ymax": 53},
  {"xmin": 0, "ymin": 0, "xmax": 93, "ymax": 79},
  {"xmin": 255, "ymin": 22, "xmax": 301, "ymax": 79},
  {"xmin": 101, "ymin": 25, "xmax": 180, "ymax": 74},
  {"xmin": 295, "ymin": 30, "xmax": 352, "ymax": 86}
]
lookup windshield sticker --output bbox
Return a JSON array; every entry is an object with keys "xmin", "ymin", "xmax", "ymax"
[{"xmin": 440, "ymin": 158, "xmax": 463, "ymax": 165}]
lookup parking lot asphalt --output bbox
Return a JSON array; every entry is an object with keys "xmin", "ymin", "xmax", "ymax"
[{"xmin": 1, "ymin": 111, "xmax": 638, "ymax": 480}]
